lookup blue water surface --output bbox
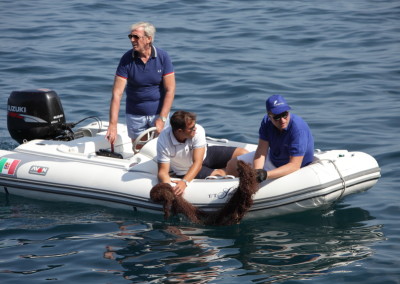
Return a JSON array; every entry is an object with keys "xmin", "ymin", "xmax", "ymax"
[{"xmin": 1, "ymin": 0, "xmax": 399, "ymax": 283}]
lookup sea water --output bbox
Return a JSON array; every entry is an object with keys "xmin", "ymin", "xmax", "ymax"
[{"xmin": 0, "ymin": 0, "xmax": 399, "ymax": 283}]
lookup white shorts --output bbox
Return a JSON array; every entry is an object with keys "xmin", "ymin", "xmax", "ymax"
[{"xmin": 237, "ymin": 151, "xmax": 276, "ymax": 171}]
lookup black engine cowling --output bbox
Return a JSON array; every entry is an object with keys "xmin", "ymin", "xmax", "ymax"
[{"xmin": 7, "ymin": 89, "xmax": 66, "ymax": 144}]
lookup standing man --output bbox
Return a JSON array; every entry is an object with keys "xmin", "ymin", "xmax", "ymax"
[
  {"xmin": 157, "ymin": 111, "xmax": 249, "ymax": 196},
  {"xmin": 106, "ymin": 22, "xmax": 175, "ymax": 147},
  {"xmin": 237, "ymin": 95, "xmax": 314, "ymax": 181}
]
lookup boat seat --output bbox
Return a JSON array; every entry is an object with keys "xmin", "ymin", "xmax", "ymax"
[
  {"xmin": 57, "ymin": 134, "xmax": 132, "ymax": 157},
  {"xmin": 139, "ymin": 137, "xmax": 158, "ymax": 160},
  {"xmin": 125, "ymin": 138, "xmax": 158, "ymax": 174}
]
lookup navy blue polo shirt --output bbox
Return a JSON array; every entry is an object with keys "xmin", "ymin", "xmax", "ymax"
[
  {"xmin": 259, "ymin": 113, "xmax": 314, "ymax": 167},
  {"xmin": 116, "ymin": 46, "xmax": 174, "ymax": 116}
]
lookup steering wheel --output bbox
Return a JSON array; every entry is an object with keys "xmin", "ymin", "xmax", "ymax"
[{"xmin": 132, "ymin": 127, "xmax": 157, "ymax": 154}]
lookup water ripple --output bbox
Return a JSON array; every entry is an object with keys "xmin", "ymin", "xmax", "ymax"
[{"xmin": 1, "ymin": 0, "xmax": 399, "ymax": 283}]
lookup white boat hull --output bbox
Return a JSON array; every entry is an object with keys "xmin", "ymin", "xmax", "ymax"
[{"xmin": 0, "ymin": 122, "xmax": 381, "ymax": 219}]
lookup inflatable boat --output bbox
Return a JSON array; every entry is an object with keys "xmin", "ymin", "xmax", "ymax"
[{"xmin": 0, "ymin": 89, "xmax": 381, "ymax": 219}]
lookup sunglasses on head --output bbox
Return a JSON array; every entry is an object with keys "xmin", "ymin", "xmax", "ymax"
[{"xmin": 270, "ymin": 111, "xmax": 289, "ymax": 121}]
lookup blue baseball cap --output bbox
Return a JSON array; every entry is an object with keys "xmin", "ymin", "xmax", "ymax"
[{"xmin": 266, "ymin": 95, "xmax": 292, "ymax": 114}]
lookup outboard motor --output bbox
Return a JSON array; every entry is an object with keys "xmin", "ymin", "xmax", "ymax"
[{"xmin": 7, "ymin": 89, "xmax": 66, "ymax": 144}]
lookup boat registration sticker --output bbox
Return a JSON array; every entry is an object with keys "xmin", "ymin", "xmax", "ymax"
[{"xmin": 0, "ymin": 158, "xmax": 21, "ymax": 175}]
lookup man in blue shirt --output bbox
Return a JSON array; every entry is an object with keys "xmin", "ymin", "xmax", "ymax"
[
  {"xmin": 106, "ymin": 22, "xmax": 175, "ymax": 147},
  {"xmin": 236, "ymin": 95, "xmax": 314, "ymax": 181}
]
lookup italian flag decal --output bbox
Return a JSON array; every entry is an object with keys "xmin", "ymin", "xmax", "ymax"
[{"xmin": 0, "ymin": 157, "xmax": 21, "ymax": 175}]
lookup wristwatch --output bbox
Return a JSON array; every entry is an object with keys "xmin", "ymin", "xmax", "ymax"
[
  {"xmin": 160, "ymin": 116, "xmax": 167, "ymax": 122},
  {"xmin": 182, "ymin": 179, "xmax": 190, "ymax": 186}
]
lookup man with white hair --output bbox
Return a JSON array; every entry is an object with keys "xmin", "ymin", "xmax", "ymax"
[{"xmin": 106, "ymin": 22, "xmax": 175, "ymax": 148}]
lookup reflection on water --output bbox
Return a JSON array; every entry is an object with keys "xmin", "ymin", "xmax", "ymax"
[
  {"xmin": 234, "ymin": 213, "xmax": 384, "ymax": 282},
  {"xmin": 93, "ymin": 205, "xmax": 384, "ymax": 283},
  {"xmin": 0, "ymin": 197, "xmax": 385, "ymax": 283},
  {"xmin": 0, "ymin": 197, "xmax": 386, "ymax": 283}
]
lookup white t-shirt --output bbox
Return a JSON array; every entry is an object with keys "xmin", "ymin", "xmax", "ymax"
[{"xmin": 157, "ymin": 124, "xmax": 207, "ymax": 176}]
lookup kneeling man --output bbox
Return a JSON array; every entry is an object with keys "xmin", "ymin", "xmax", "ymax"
[{"xmin": 157, "ymin": 110, "xmax": 248, "ymax": 196}]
